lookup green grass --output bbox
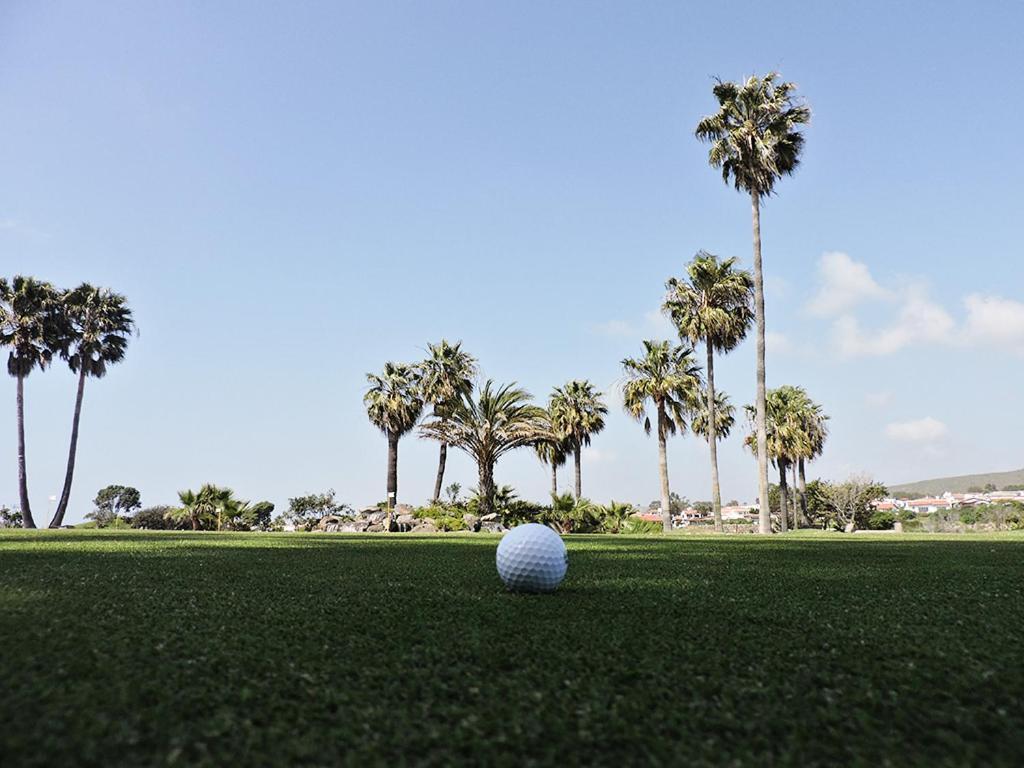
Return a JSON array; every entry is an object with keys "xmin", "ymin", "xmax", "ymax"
[{"xmin": 2, "ymin": 531, "xmax": 1023, "ymax": 767}]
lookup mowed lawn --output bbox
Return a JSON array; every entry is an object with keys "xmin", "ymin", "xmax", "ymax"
[{"xmin": 2, "ymin": 531, "xmax": 1023, "ymax": 767}]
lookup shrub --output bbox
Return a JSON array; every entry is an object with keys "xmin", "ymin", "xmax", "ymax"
[
  {"xmin": 958, "ymin": 508, "xmax": 981, "ymax": 526},
  {"xmin": 132, "ymin": 506, "xmax": 182, "ymax": 530},
  {"xmin": 868, "ymin": 510, "xmax": 897, "ymax": 530},
  {"xmin": 623, "ymin": 517, "xmax": 662, "ymax": 534}
]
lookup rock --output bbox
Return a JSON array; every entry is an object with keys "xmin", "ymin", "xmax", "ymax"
[
  {"xmin": 462, "ymin": 513, "xmax": 480, "ymax": 532},
  {"xmin": 358, "ymin": 506, "xmax": 379, "ymax": 516},
  {"xmin": 365, "ymin": 511, "xmax": 386, "ymax": 525},
  {"xmin": 396, "ymin": 513, "xmax": 417, "ymax": 526},
  {"xmin": 480, "ymin": 512, "xmax": 499, "ymax": 522},
  {"xmin": 366, "ymin": 523, "xmax": 385, "ymax": 533},
  {"xmin": 351, "ymin": 520, "xmax": 370, "ymax": 532},
  {"xmin": 480, "ymin": 520, "xmax": 506, "ymax": 533},
  {"xmin": 395, "ymin": 503, "xmax": 414, "ymax": 516},
  {"xmin": 893, "ymin": 521, "xmax": 904, "ymax": 533},
  {"xmin": 410, "ymin": 521, "xmax": 437, "ymax": 533}
]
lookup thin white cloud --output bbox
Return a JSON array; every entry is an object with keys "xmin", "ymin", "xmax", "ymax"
[
  {"xmin": 885, "ymin": 417, "xmax": 947, "ymax": 443},
  {"xmin": 592, "ymin": 319, "xmax": 634, "ymax": 339},
  {"xmin": 835, "ymin": 284, "xmax": 955, "ymax": 358},
  {"xmin": 765, "ymin": 331, "xmax": 792, "ymax": 354},
  {"xmin": 961, "ymin": 294, "xmax": 1024, "ymax": 352},
  {"xmin": 807, "ymin": 251, "xmax": 890, "ymax": 316}
]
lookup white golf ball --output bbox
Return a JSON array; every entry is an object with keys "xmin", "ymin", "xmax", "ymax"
[{"xmin": 496, "ymin": 523, "xmax": 568, "ymax": 593}]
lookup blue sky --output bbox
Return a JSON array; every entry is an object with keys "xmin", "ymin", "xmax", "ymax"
[{"xmin": 3, "ymin": 1, "xmax": 1023, "ymax": 522}]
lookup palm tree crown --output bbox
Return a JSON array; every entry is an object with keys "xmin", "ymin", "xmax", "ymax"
[
  {"xmin": 419, "ymin": 381, "xmax": 547, "ymax": 516},
  {"xmin": 664, "ymin": 252, "xmax": 753, "ymax": 353},
  {"xmin": 364, "ymin": 362, "xmax": 424, "ymax": 439},
  {"xmin": 691, "ymin": 388, "xmax": 736, "ymax": 442},
  {"xmin": 0, "ymin": 276, "xmax": 63, "ymax": 378},
  {"xmin": 418, "ymin": 340, "xmax": 477, "ymax": 415},
  {"xmin": 620, "ymin": 341, "xmax": 702, "ymax": 437},
  {"xmin": 550, "ymin": 380, "xmax": 607, "ymax": 452},
  {"xmin": 695, "ymin": 74, "xmax": 810, "ymax": 198},
  {"xmin": 60, "ymin": 284, "xmax": 135, "ymax": 378}
]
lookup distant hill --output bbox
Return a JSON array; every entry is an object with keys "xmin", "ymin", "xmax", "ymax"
[{"xmin": 889, "ymin": 468, "xmax": 1024, "ymax": 496}]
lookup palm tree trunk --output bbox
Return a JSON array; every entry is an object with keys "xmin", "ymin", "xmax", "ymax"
[
  {"xmin": 778, "ymin": 459, "xmax": 789, "ymax": 533},
  {"xmin": 192, "ymin": 514, "xmax": 198, "ymax": 531},
  {"xmin": 706, "ymin": 339, "xmax": 723, "ymax": 533},
  {"xmin": 432, "ymin": 441, "xmax": 448, "ymax": 504},
  {"xmin": 573, "ymin": 445, "xmax": 582, "ymax": 500},
  {"xmin": 751, "ymin": 191, "xmax": 771, "ymax": 535},
  {"xmin": 798, "ymin": 458, "xmax": 809, "ymax": 524},
  {"xmin": 386, "ymin": 432, "xmax": 399, "ymax": 529},
  {"xmin": 478, "ymin": 460, "xmax": 495, "ymax": 517},
  {"xmin": 16, "ymin": 375, "xmax": 35, "ymax": 529},
  {"xmin": 791, "ymin": 461, "xmax": 800, "ymax": 530},
  {"xmin": 551, "ymin": 463, "xmax": 558, "ymax": 498},
  {"xmin": 50, "ymin": 367, "xmax": 87, "ymax": 528},
  {"xmin": 657, "ymin": 403, "xmax": 672, "ymax": 533}
]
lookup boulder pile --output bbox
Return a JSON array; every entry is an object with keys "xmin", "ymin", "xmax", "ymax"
[{"xmin": 315, "ymin": 506, "xmax": 508, "ymax": 534}]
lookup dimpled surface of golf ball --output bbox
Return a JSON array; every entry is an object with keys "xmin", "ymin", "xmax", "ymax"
[{"xmin": 496, "ymin": 523, "xmax": 568, "ymax": 593}]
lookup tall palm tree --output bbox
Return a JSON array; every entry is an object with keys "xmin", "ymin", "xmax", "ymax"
[
  {"xmin": 692, "ymin": 389, "xmax": 736, "ymax": 444},
  {"xmin": 665, "ymin": 252, "xmax": 753, "ymax": 532},
  {"xmin": 696, "ymin": 74, "xmax": 810, "ymax": 534},
  {"xmin": 49, "ymin": 284, "xmax": 135, "ymax": 528},
  {"xmin": 621, "ymin": 340, "xmax": 703, "ymax": 532},
  {"xmin": 550, "ymin": 380, "xmax": 608, "ymax": 501},
  {"xmin": 0, "ymin": 276, "xmax": 63, "ymax": 528},
  {"xmin": 418, "ymin": 340, "xmax": 477, "ymax": 504},
  {"xmin": 364, "ymin": 362, "xmax": 424, "ymax": 529},
  {"xmin": 744, "ymin": 386, "xmax": 805, "ymax": 532},
  {"xmin": 168, "ymin": 486, "xmax": 218, "ymax": 531},
  {"xmin": 533, "ymin": 407, "xmax": 569, "ymax": 497},
  {"xmin": 419, "ymin": 381, "xmax": 547, "ymax": 517}
]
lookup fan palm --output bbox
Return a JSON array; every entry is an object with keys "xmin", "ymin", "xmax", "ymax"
[
  {"xmin": 696, "ymin": 74, "xmax": 810, "ymax": 534},
  {"xmin": 533, "ymin": 407, "xmax": 570, "ymax": 497},
  {"xmin": 550, "ymin": 380, "xmax": 607, "ymax": 500},
  {"xmin": 418, "ymin": 340, "xmax": 477, "ymax": 503},
  {"xmin": 744, "ymin": 386, "xmax": 806, "ymax": 532},
  {"xmin": 420, "ymin": 381, "xmax": 547, "ymax": 517},
  {"xmin": 691, "ymin": 388, "xmax": 736, "ymax": 443},
  {"xmin": 167, "ymin": 486, "xmax": 217, "ymax": 531},
  {"xmin": 793, "ymin": 394, "xmax": 829, "ymax": 525},
  {"xmin": 621, "ymin": 340, "xmax": 703, "ymax": 532},
  {"xmin": 0, "ymin": 276, "xmax": 63, "ymax": 528},
  {"xmin": 364, "ymin": 362, "xmax": 424, "ymax": 528},
  {"xmin": 665, "ymin": 252, "xmax": 753, "ymax": 532},
  {"xmin": 49, "ymin": 284, "xmax": 135, "ymax": 527}
]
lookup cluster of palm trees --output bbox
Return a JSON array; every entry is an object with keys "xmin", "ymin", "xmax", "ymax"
[
  {"xmin": 365, "ymin": 72, "xmax": 818, "ymax": 534},
  {"xmin": 745, "ymin": 386, "xmax": 829, "ymax": 532},
  {"xmin": 169, "ymin": 484, "xmax": 274, "ymax": 531},
  {"xmin": 0, "ymin": 276, "xmax": 134, "ymax": 528},
  {"xmin": 365, "ymin": 341, "xmax": 611, "ymax": 522}
]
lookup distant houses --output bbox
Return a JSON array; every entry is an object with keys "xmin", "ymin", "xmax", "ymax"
[{"xmin": 873, "ymin": 490, "xmax": 1024, "ymax": 514}]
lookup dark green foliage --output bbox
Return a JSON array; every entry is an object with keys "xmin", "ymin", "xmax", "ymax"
[
  {"xmin": 3, "ymin": 531, "xmax": 1022, "ymax": 766},
  {"xmin": 88, "ymin": 484, "xmax": 141, "ymax": 527},
  {"xmin": 0, "ymin": 506, "xmax": 23, "ymax": 528},
  {"xmin": 867, "ymin": 510, "xmax": 896, "ymax": 530},
  {"xmin": 959, "ymin": 508, "xmax": 981, "ymax": 526},
  {"xmin": 130, "ymin": 506, "xmax": 182, "ymax": 530},
  {"xmin": 284, "ymin": 490, "xmax": 350, "ymax": 531}
]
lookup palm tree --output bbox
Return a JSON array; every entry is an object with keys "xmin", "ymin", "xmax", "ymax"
[
  {"xmin": 691, "ymin": 388, "xmax": 736, "ymax": 444},
  {"xmin": 550, "ymin": 380, "xmax": 608, "ymax": 500},
  {"xmin": 49, "ymin": 284, "xmax": 135, "ymax": 528},
  {"xmin": 621, "ymin": 340, "xmax": 703, "ymax": 532},
  {"xmin": 696, "ymin": 74, "xmax": 810, "ymax": 534},
  {"xmin": 168, "ymin": 486, "xmax": 217, "ymax": 531},
  {"xmin": 0, "ymin": 276, "xmax": 63, "ymax": 528},
  {"xmin": 665, "ymin": 252, "xmax": 753, "ymax": 532},
  {"xmin": 533, "ymin": 407, "xmax": 569, "ymax": 497},
  {"xmin": 419, "ymin": 381, "xmax": 547, "ymax": 517},
  {"xmin": 364, "ymin": 362, "xmax": 424, "ymax": 529},
  {"xmin": 744, "ymin": 386, "xmax": 805, "ymax": 532},
  {"xmin": 792, "ymin": 394, "xmax": 829, "ymax": 525},
  {"xmin": 418, "ymin": 340, "xmax": 477, "ymax": 504}
]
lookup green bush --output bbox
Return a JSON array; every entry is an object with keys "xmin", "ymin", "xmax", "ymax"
[
  {"xmin": 623, "ymin": 518, "xmax": 662, "ymax": 534},
  {"xmin": 868, "ymin": 510, "xmax": 897, "ymax": 530},
  {"xmin": 958, "ymin": 508, "xmax": 981, "ymax": 526}
]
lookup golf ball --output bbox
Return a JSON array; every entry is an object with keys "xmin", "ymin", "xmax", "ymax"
[{"xmin": 496, "ymin": 523, "xmax": 568, "ymax": 593}]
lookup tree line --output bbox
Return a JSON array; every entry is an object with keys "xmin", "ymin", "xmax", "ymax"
[{"xmin": 0, "ymin": 278, "xmax": 134, "ymax": 528}]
